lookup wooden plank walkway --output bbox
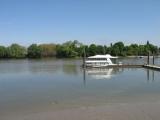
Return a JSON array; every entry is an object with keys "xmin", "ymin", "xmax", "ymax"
[
  {"xmin": 107, "ymin": 64, "xmax": 143, "ymax": 68},
  {"xmin": 83, "ymin": 64, "xmax": 143, "ymax": 68},
  {"xmin": 143, "ymin": 64, "xmax": 160, "ymax": 70},
  {"xmin": 83, "ymin": 64, "xmax": 160, "ymax": 71}
]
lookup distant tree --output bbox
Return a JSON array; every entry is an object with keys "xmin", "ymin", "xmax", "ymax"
[
  {"xmin": 96, "ymin": 45, "xmax": 105, "ymax": 54},
  {"xmin": 72, "ymin": 40, "xmax": 84, "ymax": 57},
  {"xmin": 147, "ymin": 43, "xmax": 158, "ymax": 55},
  {"xmin": 0, "ymin": 40, "xmax": 159, "ymax": 58},
  {"xmin": 39, "ymin": 44, "xmax": 56, "ymax": 57},
  {"xmin": 111, "ymin": 42, "xmax": 125, "ymax": 56},
  {"xmin": 110, "ymin": 43, "xmax": 113, "ymax": 47},
  {"xmin": 6, "ymin": 44, "xmax": 27, "ymax": 58},
  {"xmin": 27, "ymin": 44, "xmax": 42, "ymax": 58},
  {"xmin": 138, "ymin": 45, "xmax": 145, "ymax": 55},
  {"xmin": 88, "ymin": 44, "xmax": 97, "ymax": 56},
  {"xmin": 56, "ymin": 45, "xmax": 66, "ymax": 57},
  {"xmin": 0, "ymin": 46, "xmax": 7, "ymax": 58},
  {"xmin": 126, "ymin": 44, "xmax": 139, "ymax": 56},
  {"xmin": 103, "ymin": 45, "xmax": 107, "ymax": 54},
  {"xmin": 114, "ymin": 42, "xmax": 124, "ymax": 53},
  {"xmin": 56, "ymin": 40, "xmax": 83, "ymax": 58},
  {"xmin": 81, "ymin": 45, "xmax": 89, "ymax": 57},
  {"xmin": 75, "ymin": 45, "xmax": 84, "ymax": 57},
  {"xmin": 105, "ymin": 46, "xmax": 111, "ymax": 54},
  {"xmin": 111, "ymin": 45, "xmax": 119, "ymax": 56}
]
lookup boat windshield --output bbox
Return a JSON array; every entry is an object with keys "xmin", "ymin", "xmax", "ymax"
[{"xmin": 87, "ymin": 58, "xmax": 107, "ymax": 61}]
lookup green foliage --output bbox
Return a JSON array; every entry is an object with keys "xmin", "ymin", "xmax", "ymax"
[
  {"xmin": 126, "ymin": 44, "xmax": 139, "ymax": 56},
  {"xmin": 88, "ymin": 44, "xmax": 97, "ymax": 56},
  {"xmin": 56, "ymin": 41, "xmax": 159, "ymax": 57},
  {"xmin": 56, "ymin": 45, "xmax": 75, "ymax": 58},
  {"xmin": 111, "ymin": 42, "xmax": 125, "ymax": 56},
  {"xmin": 39, "ymin": 44, "xmax": 56, "ymax": 57},
  {"xmin": 27, "ymin": 44, "xmax": 42, "ymax": 58},
  {"xmin": 96, "ymin": 45, "xmax": 105, "ymax": 54},
  {"xmin": 56, "ymin": 40, "xmax": 82, "ymax": 58},
  {"xmin": 0, "ymin": 40, "xmax": 159, "ymax": 58},
  {"xmin": 0, "ymin": 46, "xmax": 7, "ymax": 58},
  {"xmin": 6, "ymin": 44, "xmax": 27, "ymax": 58},
  {"xmin": 82, "ymin": 45, "xmax": 89, "ymax": 57}
]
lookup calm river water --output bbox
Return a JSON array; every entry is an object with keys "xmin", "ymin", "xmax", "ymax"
[{"xmin": 0, "ymin": 57, "xmax": 160, "ymax": 119}]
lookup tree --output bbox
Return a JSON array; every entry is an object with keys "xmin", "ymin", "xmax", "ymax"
[
  {"xmin": 126, "ymin": 44, "xmax": 139, "ymax": 56},
  {"xmin": 111, "ymin": 45, "xmax": 119, "ymax": 56},
  {"xmin": 56, "ymin": 45, "xmax": 66, "ymax": 57},
  {"xmin": 81, "ymin": 45, "xmax": 89, "ymax": 57},
  {"xmin": 147, "ymin": 41, "xmax": 150, "ymax": 45},
  {"xmin": 0, "ymin": 46, "xmax": 7, "ymax": 58},
  {"xmin": 110, "ymin": 42, "xmax": 125, "ymax": 56},
  {"xmin": 6, "ymin": 44, "xmax": 27, "ymax": 58},
  {"xmin": 105, "ymin": 46, "xmax": 112, "ymax": 55},
  {"xmin": 147, "ymin": 44, "xmax": 158, "ymax": 55},
  {"xmin": 0, "ymin": 40, "xmax": 159, "ymax": 58},
  {"xmin": 27, "ymin": 44, "xmax": 42, "ymax": 58},
  {"xmin": 56, "ymin": 40, "xmax": 81, "ymax": 58},
  {"xmin": 88, "ymin": 44, "xmax": 97, "ymax": 56},
  {"xmin": 96, "ymin": 45, "xmax": 105, "ymax": 54},
  {"xmin": 39, "ymin": 44, "xmax": 56, "ymax": 57}
]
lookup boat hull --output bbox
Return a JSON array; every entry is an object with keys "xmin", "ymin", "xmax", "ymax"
[{"xmin": 84, "ymin": 64, "xmax": 117, "ymax": 68}]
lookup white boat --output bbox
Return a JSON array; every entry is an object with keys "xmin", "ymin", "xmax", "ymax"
[{"xmin": 85, "ymin": 54, "xmax": 118, "ymax": 68}]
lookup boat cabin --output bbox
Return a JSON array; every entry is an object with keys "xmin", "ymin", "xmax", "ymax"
[{"xmin": 85, "ymin": 54, "xmax": 118, "ymax": 67}]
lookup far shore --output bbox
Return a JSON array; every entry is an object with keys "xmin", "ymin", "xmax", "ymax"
[{"xmin": 0, "ymin": 55, "xmax": 160, "ymax": 60}]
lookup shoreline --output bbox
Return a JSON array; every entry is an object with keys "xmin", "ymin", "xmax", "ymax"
[
  {"xmin": 0, "ymin": 55, "xmax": 160, "ymax": 60},
  {"xmin": 2, "ymin": 102, "xmax": 160, "ymax": 120}
]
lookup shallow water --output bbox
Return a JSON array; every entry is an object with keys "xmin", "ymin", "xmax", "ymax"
[{"xmin": 0, "ymin": 58, "xmax": 160, "ymax": 119}]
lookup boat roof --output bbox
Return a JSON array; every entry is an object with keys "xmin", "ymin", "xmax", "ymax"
[{"xmin": 88, "ymin": 54, "xmax": 118, "ymax": 59}]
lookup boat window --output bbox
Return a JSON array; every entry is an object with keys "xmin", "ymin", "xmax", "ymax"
[{"xmin": 87, "ymin": 58, "xmax": 107, "ymax": 60}]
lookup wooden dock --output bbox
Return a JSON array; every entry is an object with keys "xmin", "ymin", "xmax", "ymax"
[
  {"xmin": 143, "ymin": 64, "xmax": 160, "ymax": 71},
  {"xmin": 107, "ymin": 64, "xmax": 143, "ymax": 68},
  {"xmin": 83, "ymin": 64, "xmax": 160, "ymax": 71},
  {"xmin": 83, "ymin": 64, "xmax": 143, "ymax": 68}
]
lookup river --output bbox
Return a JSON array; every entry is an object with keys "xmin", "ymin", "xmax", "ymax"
[{"xmin": 0, "ymin": 58, "xmax": 160, "ymax": 120}]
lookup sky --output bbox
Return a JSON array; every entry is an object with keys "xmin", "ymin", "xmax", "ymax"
[{"xmin": 0, "ymin": 0, "xmax": 160, "ymax": 46}]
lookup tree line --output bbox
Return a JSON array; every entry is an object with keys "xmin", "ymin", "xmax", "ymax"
[{"xmin": 0, "ymin": 40, "xmax": 159, "ymax": 58}]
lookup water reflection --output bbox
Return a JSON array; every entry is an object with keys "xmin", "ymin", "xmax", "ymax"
[
  {"xmin": 0, "ymin": 59, "xmax": 81, "ymax": 75},
  {"xmin": 0, "ymin": 59, "xmax": 30, "ymax": 74},
  {"xmin": 152, "ymin": 70, "xmax": 155, "ymax": 82},
  {"xmin": 83, "ymin": 68, "xmax": 122, "ymax": 80},
  {"xmin": 28, "ymin": 61, "xmax": 61, "ymax": 74},
  {"xmin": 83, "ymin": 69, "xmax": 86, "ymax": 87},
  {"xmin": 146, "ymin": 69, "xmax": 156, "ymax": 83},
  {"xmin": 86, "ymin": 68, "xmax": 114, "ymax": 79},
  {"xmin": 62, "ymin": 64, "xmax": 78, "ymax": 75},
  {"xmin": 83, "ymin": 67, "xmax": 160, "ymax": 85}
]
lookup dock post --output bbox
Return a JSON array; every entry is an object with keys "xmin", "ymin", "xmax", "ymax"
[
  {"xmin": 152, "ymin": 70, "xmax": 154, "ymax": 82},
  {"xmin": 83, "ymin": 68, "xmax": 86, "ymax": 87},
  {"xmin": 147, "ymin": 69, "xmax": 149, "ymax": 82},
  {"xmin": 147, "ymin": 51, "xmax": 150, "ymax": 65},
  {"xmin": 153, "ymin": 53, "xmax": 155, "ymax": 65},
  {"xmin": 83, "ymin": 46, "xmax": 86, "ymax": 68}
]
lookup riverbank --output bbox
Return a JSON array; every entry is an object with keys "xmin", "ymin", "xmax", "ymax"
[{"xmin": 2, "ymin": 102, "xmax": 160, "ymax": 120}]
